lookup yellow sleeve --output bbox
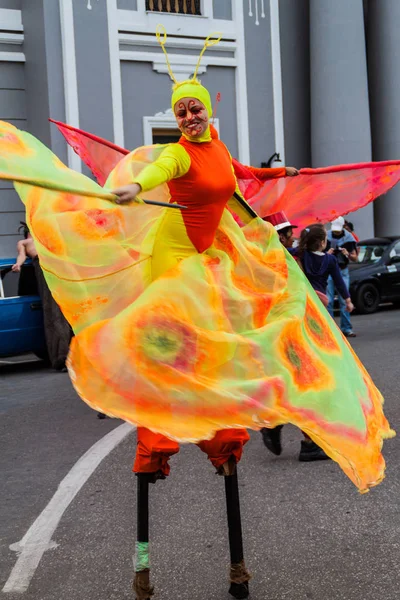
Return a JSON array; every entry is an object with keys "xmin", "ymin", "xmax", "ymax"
[
  {"xmin": 134, "ymin": 144, "xmax": 190, "ymax": 192},
  {"xmin": 227, "ymin": 161, "xmax": 258, "ymax": 225}
]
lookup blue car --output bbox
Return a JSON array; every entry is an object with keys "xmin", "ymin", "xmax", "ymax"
[{"xmin": 0, "ymin": 258, "xmax": 47, "ymax": 359}]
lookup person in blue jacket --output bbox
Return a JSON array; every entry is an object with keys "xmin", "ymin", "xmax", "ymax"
[
  {"xmin": 295, "ymin": 223, "xmax": 355, "ymax": 313},
  {"xmin": 326, "ymin": 216, "xmax": 358, "ymax": 336}
]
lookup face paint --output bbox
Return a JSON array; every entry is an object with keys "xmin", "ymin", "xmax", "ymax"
[{"xmin": 174, "ymin": 97, "xmax": 209, "ymax": 138}]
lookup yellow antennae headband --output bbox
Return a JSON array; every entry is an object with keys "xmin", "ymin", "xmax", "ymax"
[
  {"xmin": 156, "ymin": 24, "xmax": 178, "ymax": 84},
  {"xmin": 193, "ymin": 32, "xmax": 222, "ymax": 80},
  {"xmin": 156, "ymin": 24, "xmax": 222, "ymax": 84}
]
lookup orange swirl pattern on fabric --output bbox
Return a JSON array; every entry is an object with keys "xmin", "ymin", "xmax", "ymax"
[{"xmin": 0, "ymin": 120, "xmax": 394, "ymax": 493}]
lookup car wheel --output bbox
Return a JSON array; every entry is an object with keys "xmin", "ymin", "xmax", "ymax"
[{"xmin": 355, "ymin": 282, "xmax": 380, "ymax": 314}]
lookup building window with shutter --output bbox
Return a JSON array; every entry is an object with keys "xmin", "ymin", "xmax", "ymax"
[{"xmin": 145, "ymin": 0, "xmax": 202, "ymax": 16}]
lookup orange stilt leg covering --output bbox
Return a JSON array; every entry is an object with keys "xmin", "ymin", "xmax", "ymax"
[
  {"xmin": 133, "ymin": 427, "xmax": 180, "ymax": 477},
  {"xmin": 133, "ymin": 427, "xmax": 250, "ymax": 476},
  {"xmin": 197, "ymin": 429, "xmax": 250, "ymax": 470}
]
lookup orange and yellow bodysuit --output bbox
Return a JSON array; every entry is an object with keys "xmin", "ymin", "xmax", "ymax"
[{"xmin": 131, "ymin": 127, "xmax": 255, "ymax": 476}]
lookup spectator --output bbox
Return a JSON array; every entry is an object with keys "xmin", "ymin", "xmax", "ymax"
[
  {"xmin": 344, "ymin": 220, "xmax": 361, "ymax": 256},
  {"xmin": 326, "ymin": 217, "xmax": 358, "ymax": 337},
  {"xmin": 344, "ymin": 220, "xmax": 360, "ymax": 242},
  {"xmin": 13, "ymin": 222, "xmax": 73, "ymax": 371},
  {"xmin": 263, "ymin": 210, "xmax": 297, "ymax": 249},
  {"xmin": 259, "ymin": 212, "xmax": 330, "ymax": 462},
  {"xmin": 295, "ymin": 223, "xmax": 354, "ymax": 313}
]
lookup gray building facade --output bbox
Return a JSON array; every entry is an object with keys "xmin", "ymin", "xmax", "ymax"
[{"xmin": 0, "ymin": 0, "xmax": 399, "ymax": 257}]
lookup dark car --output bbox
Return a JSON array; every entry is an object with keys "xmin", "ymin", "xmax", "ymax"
[
  {"xmin": 0, "ymin": 258, "xmax": 47, "ymax": 358},
  {"xmin": 349, "ymin": 237, "xmax": 400, "ymax": 313}
]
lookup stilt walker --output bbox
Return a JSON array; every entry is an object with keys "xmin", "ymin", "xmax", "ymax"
[
  {"xmin": 126, "ymin": 27, "xmax": 255, "ymax": 598},
  {"xmin": 0, "ymin": 24, "xmax": 394, "ymax": 600}
]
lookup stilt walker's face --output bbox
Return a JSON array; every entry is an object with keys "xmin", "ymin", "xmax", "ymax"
[{"xmin": 174, "ymin": 97, "xmax": 209, "ymax": 138}]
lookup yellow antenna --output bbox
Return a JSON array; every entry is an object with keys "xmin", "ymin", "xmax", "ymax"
[
  {"xmin": 192, "ymin": 32, "xmax": 222, "ymax": 81},
  {"xmin": 156, "ymin": 25, "xmax": 222, "ymax": 85},
  {"xmin": 156, "ymin": 24, "xmax": 178, "ymax": 84}
]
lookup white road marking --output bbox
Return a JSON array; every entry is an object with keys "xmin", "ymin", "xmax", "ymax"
[
  {"xmin": 0, "ymin": 358, "xmax": 39, "ymax": 365},
  {"xmin": 0, "ymin": 360, "xmax": 25, "ymax": 364},
  {"xmin": 3, "ymin": 422, "xmax": 133, "ymax": 594}
]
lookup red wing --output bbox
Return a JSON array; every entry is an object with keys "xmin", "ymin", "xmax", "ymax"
[
  {"xmin": 50, "ymin": 119, "xmax": 129, "ymax": 186},
  {"xmin": 247, "ymin": 161, "xmax": 400, "ymax": 228},
  {"xmin": 51, "ymin": 120, "xmax": 400, "ymax": 228}
]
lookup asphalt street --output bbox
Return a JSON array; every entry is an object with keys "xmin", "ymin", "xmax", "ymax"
[{"xmin": 1, "ymin": 307, "xmax": 399, "ymax": 600}]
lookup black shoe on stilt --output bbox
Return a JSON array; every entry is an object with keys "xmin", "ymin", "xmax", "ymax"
[
  {"xmin": 133, "ymin": 569, "xmax": 154, "ymax": 600},
  {"xmin": 229, "ymin": 580, "xmax": 250, "ymax": 600},
  {"xmin": 229, "ymin": 560, "xmax": 251, "ymax": 599},
  {"xmin": 298, "ymin": 440, "xmax": 331, "ymax": 462},
  {"xmin": 261, "ymin": 425, "xmax": 283, "ymax": 456}
]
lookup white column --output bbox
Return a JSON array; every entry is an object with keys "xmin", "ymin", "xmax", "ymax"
[
  {"xmin": 232, "ymin": 0, "xmax": 250, "ymax": 164},
  {"xmin": 269, "ymin": 0, "xmax": 285, "ymax": 165},
  {"xmin": 106, "ymin": 0, "xmax": 125, "ymax": 147},
  {"xmin": 59, "ymin": 0, "xmax": 81, "ymax": 171},
  {"xmin": 368, "ymin": 0, "xmax": 400, "ymax": 237},
  {"xmin": 310, "ymin": 0, "xmax": 373, "ymax": 238}
]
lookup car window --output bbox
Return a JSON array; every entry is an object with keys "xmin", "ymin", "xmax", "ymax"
[
  {"xmin": 0, "ymin": 265, "xmax": 39, "ymax": 298},
  {"xmin": 389, "ymin": 241, "xmax": 400, "ymax": 259},
  {"xmin": 357, "ymin": 244, "xmax": 387, "ymax": 264}
]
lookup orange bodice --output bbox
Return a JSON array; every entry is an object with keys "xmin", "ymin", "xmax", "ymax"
[{"xmin": 167, "ymin": 136, "xmax": 236, "ymax": 253}]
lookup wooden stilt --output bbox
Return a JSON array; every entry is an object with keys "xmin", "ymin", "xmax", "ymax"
[
  {"xmin": 133, "ymin": 474, "xmax": 154, "ymax": 600},
  {"xmin": 224, "ymin": 468, "xmax": 251, "ymax": 599}
]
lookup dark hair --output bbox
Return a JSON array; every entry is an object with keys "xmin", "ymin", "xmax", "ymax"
[
  {"xmin": 18, "ymin": 221, "xmax": 30, "ymax": 239},
  {"xmin": 344, "ymin": 220, "xmax": 354, "ymax": 232},
  {"xmin": 298, "ymin": 223, "xmax": 326, "ymax": 255},
  {"xmin": 278, "ymin": 225, "xmax": 293, "ymax": 239}
]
